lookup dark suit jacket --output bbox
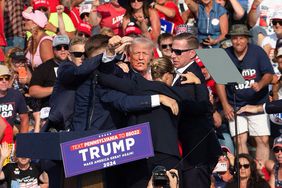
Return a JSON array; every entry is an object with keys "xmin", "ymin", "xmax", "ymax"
[
  {"xmin": 98, "ymin": 62, "xmax": 221, "ymax": 167},
  {"xmin": 265, "ymin": 100, "xmax": 282, "ymax": 114},
  {"xmin": 173, "ymin": 62, "xmax": 222, "ymax": 167},
  {"xmin": 98, "ymin": 67, "xmax": 214, "ymax": 158}
]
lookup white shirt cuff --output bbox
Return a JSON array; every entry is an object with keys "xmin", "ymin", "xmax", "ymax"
[
  {"xmin": 151, "ymin": 95, "xmax": 160, "ymax": 107},
  {"xmin": 102, "ymin": 51, "xmax": 116, "ymax": 63},
  {"xmin": 263, "ymin": 103, "xmax": 266, "ymax": 113}
]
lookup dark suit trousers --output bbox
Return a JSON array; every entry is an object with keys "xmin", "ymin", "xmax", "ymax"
[{"xmin": 182, "ymin": 164, "xmax": 212, "ymax": 188}]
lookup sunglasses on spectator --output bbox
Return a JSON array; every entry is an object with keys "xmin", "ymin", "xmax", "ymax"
[
  {"xmin": 36, "ymin": 6, "xmax": 48, "ymax": 12},
  {"xmin": 239, "ymin": 164, "xmax": 250, "ymax": 169},
  {"xmin": 70, "ymin": 51, "xmax": 86, "ymax": 58},
  {"xmin": 54, "ymin": 44, "xmax": 69, "ymax": 51},
  {"xmin": 161, "ymin": 44, "xmax": 172, "ymax": 49},
  {"xmin": 130, "ymin": 0, "xmax": 144, "ymax": 3},
  {"xmin": 0, "ymin": 75, "xmax": 11, "ymax": 82},
  {"xmin": 273, "ymin": 147, "xmax": 282, "ymax": 154},
  {"xmin": 171, "ymin": 48, "xmax": 193, "ymax": 56},
  {"xmin": 272, "ymin": 20, "xmax": 282, "ymax": 26}
]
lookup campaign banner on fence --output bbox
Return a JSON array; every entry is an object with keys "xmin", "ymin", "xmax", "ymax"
[
  {"xmin": 60, "ymin": 122, "xmax": 154, "ymax": 177},
  {"xmin": 160, "ymin": 19, "xmax": 175, "ymax": 34}
]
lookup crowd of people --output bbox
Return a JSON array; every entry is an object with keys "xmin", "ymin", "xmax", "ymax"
[{"xmin": 0, "ymin": 0, "xmax": 281, "ymax": 187}]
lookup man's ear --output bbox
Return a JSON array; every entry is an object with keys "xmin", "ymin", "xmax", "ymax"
[{"xmin": 190, "ymin": 50, "xmax": 197, "ymax": 59}]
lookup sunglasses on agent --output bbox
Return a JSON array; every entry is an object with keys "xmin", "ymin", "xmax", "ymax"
[
  {"xmin": 171, "ymin": 48, "xmax": 193, "ymax": 56},
  {"xmin": 70, "ymin": 51, "xmax": 86, "ymax": 58}
]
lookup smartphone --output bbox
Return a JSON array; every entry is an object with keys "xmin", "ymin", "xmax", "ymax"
[
  {"xmin": 18, "ymin": 67, "xmax": 27, "ymax": 79},
  {"xmin": 213, "ymin": 162, "xmax": 228, "ymax": 172}
]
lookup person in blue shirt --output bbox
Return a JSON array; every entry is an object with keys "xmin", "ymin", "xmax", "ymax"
[
  {"xmin": 185, "ymin": 0, "xmax": 228, "ymax": 48},
  {"xmin": 217, "ymin": 24, "xmax": 274, "ymax": 165}
]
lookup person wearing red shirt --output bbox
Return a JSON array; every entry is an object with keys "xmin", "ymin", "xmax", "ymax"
[
  {"xmin": 90, "ymin": 0, "xmax": 126, "ymax": 36},
  {"xmin": 0, "ymin": 117, "xmax": 13, "ymax": 144},
  {"xmin": 150, "ymin": 0, "xmax": 184, "ymax": 29}
]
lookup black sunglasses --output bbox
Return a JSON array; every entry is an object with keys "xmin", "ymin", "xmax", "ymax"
[
  {"xmin": 71, "ymin": 51, "xmax": 86, "ymax": 58},
  {"xmin": 54, "ymin": 44, "xmax": 69, "ymax": 51},
  {"xmin": 239, "ymin": 164, "xmax": 250, "ymax": 169},
  {"xmin": 273, "ymin": 147, "xmax": 282, "ymax": 154},
  {"xmin": 171, "ymin": 48, "xmax": 193, "ymax": 56},
  {"xmin": 0, "ymin": 75, "xmax": 11, "ymax": 82},
  {"xmin": 161, "ymin": 44, "xmax": 172, "ymax": 49},
  {"xmin": 272, "ymin": 20, "xmax": 282, "ymax": 26}
]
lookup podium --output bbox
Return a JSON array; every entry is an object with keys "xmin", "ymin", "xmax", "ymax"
[
  {"xmin": 16, "ymin": 130, "xmax": 105, "ymax": 188},
  {"xmin": 16, "ymin": 130, "xmax": 103, "ymax": 160}
]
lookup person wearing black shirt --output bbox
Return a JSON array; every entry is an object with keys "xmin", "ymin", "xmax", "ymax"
[{"xmin": 29, "ymin": 35, "xmax": 70, "ymax": 117}]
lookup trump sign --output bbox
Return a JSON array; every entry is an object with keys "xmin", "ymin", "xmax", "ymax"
[{"xmin": 60, "ymin": 122, "xmax": 154, "ymax": 177}]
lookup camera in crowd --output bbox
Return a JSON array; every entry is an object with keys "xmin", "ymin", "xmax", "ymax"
[{"xmin": 152, "ymin": 166, "xmax": 176, "ymax": 188}]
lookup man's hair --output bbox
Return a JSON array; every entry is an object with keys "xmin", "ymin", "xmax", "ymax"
[
  {"xmin": 157, "ymin": 33, "xmax": 173, "ymax": 46},
  {"xmin": 69, "ymin": 37, "xmax": 88, "ymax": 48},
  {"xmin": 85, "ymin": 34, "xmax": 110, "ymax": 57},
  {"xmin": 173, "ymin": 33, "xmax": 199, "ymax": 50},
  {"xmin": 128, "ymin": 37, "xmax": 155, "ymax": 54}
]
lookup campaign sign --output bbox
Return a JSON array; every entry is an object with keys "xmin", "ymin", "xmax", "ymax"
[
  {"xmin": 60, "ymin": 122, "xmax": 154, "ymax": 177},
  {"xmin": 160, "ymin": 19, "xmax": 175, "ymax": 34}
]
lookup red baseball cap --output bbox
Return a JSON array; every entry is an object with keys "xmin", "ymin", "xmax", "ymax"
[
  {"xmin": 32, "ymin": 0, "xmax": 49, "ymax": 10},
  {"xmin": 124, "ymin": 25, "xmax": 142, "ymax": 36},
  {"xmin": 77, "ymin": 22, "xmax": 92, "ymax": 36}
]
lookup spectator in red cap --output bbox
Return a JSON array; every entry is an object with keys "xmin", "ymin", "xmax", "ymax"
[
  {"xmin": 31, "ymin": 0, "xmax": 59, "ymax": 13},
  {"xmin": 66, "ymin": 0, "xmax": 91, "ymax": 36},
  {"xmin": 32, "ymin": 0, "xmax": 76, "ymax": 39},
  {"xmin": 22, "ymin": 7, "xmax": 54, "ymax": 69}
]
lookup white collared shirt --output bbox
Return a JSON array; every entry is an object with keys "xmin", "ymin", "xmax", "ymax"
[{"xmin": 172, "ymin": 61, "xmax": 195, "ymax": 85}]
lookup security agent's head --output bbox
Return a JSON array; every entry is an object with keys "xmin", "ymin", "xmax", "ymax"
[
  {"xmin": 85, "ymin": 34, "xmax": 110, "ymax": 58},
  {"xmin": 69, "ymin": 37, "xmax": 88, "ymax": 66},
  {"xmin": 172, "ymin": 33, "xmax": 199, "ymax": 69}
]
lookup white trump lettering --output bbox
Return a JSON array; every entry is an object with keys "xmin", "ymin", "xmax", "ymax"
[{"xmin": 78, "ymin": 138, "xmax": 135, "ymax": 161}]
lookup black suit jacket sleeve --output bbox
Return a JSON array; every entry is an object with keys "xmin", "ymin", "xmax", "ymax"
[
  {"xmin": 173, "ymin": 84, "xmax": 212, "ymax": 115},
  {"xmin": 265, "ymin": 100, "xmax": 282, "ymax": 114},
  {"xmin": 98, "ymin": 72, "xmax": 137, "ymax": 95},
  {"xmin": 98, "ymin": 89, "xmax": 152, "ymax": 112},
  {"xmin": 58, "ymin": 54, "xmax": 103, "ymax": 86}
]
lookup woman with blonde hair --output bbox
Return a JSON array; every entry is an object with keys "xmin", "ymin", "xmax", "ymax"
[{"xmin": 22, "ymin": 7, "xmax": 54, "ymax": 69}]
